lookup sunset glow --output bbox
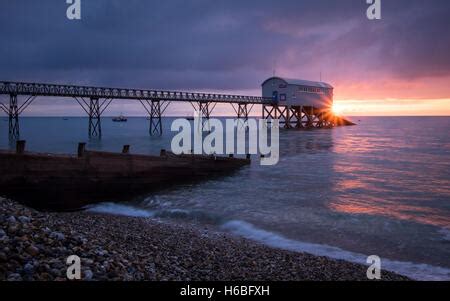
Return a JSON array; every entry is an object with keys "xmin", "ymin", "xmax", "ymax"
[
  {"xmin": 332, "ymin": 103, "xmax": 345, "ymax": 116},
  {"xmin": 332, "ymin": 98, "xmax": 450, "ymax": 116},
  {"xmin": 1, "ymin": 1, "xmax": 449, "ymax": 117}
]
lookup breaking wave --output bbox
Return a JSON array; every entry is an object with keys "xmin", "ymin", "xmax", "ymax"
[
  {"xmin": 85, "ymin": 203, "xmax": 450, "ymax": 280},
  {"xmin": 86, "ymin": 203, "xmax": 155, "ymax": 218},
  {"xmin": 221, "ymin": 220, "xmax": 450, "ymax": 281}
]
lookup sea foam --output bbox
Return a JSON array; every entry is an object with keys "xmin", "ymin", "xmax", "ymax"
[
  {"xmin": 86, "ymin": 203, "xmax": 450, "ymax": 281},
  {"xmin": 86, "ymin": 203, "xmax": 154, "ymax": 218},
  {"xmin": 221, "ymin": 220, "xmax": 450, "ymax": 281}
]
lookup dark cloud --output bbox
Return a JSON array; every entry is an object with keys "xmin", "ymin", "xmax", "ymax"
[{"xmin": 0, "ymin": 0, "xmax": 449, "ymax": 93}]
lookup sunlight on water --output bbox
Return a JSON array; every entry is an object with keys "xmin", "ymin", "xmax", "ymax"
[{"xmin": 1, "ymin": 116, "xmax": 449, "ymax": 278}]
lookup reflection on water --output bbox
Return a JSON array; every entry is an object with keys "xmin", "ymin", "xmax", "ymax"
[
  {"xmin": 329, "ymin": 117, "xmax": 450, "ymax": 229},
  {"xmin": 1, "ymin": 116, "xmax": 449, "ymax": 275},
  {"xmin": 329, "ymin": 201, "xmax": 450, "ymax": 228}
]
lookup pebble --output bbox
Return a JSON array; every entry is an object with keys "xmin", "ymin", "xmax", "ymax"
[
  {"xmin": 50, "ymin": 232, "xmax": 65, "ymax": 241},
  {"xmin": 7, "ymin": 216, "xmax": 17, "ymax": 224},
  {"xmin": 84, "ymin": 270, "xmax": 94, "ymax": 281},
  {"xmin": 7, "ymin": 273, "xmax": 22, "ymax": 281},
  {"xmin": 96, "ymin": 249, "xmax": 108, "ymax": 257},
  {"xmin": 23, "ymin": 263, "xmax": 34, "ymax": 274},
  {"xmin": 50, "ymin": 269, "xmax": 62, "ymax": 277},
  {"xmin": 7, "ymin": 225, "xmax": 18, "ymax": 234},
  {"xmin": 0, "ymin": 197, "xmax": 410, "ymax": 281},
  {"xmin": 18, "ymin": 216, "xmax": 31, "ymax": 223},
  {"xmin": 26, "ymin": 245, "xmax": 39, "ymax": 256}
]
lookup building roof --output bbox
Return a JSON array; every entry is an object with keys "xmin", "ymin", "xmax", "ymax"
[{"xmin": 262, "ymin": 77, "xmax": 333, "ymax": 89}]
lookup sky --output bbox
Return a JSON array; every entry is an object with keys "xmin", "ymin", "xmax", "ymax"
[{"xmin": 0, "ymin": 0, "xmax": 449, "ymax": 116}]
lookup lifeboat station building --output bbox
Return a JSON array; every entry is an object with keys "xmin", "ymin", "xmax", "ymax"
[{"xmin": 261, "ymin": 77, "xmax": 335, "ymax": 128}]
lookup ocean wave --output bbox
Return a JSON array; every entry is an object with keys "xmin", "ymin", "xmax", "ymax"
[
  {"xmin": 85, "ymin": 203, "xmax": 155, "ymax": 218},
  {"xmin": 86, "ymin": 203, "xmax": 222, "ymax": 223},
  {"xmin": 84, "ymin": 204, "xmax": 450, "ymax": 280},
  {"xmin": 221, "ymin": 220, "xmax": 450, "ymax": 281}
]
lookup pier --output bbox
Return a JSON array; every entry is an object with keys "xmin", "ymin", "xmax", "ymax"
[{"xmin": 0, "ymin": 80, "xmax": 354, "ymax": 140}]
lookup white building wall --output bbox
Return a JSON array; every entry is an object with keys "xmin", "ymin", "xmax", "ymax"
[{"xmin": 262, "ymin": 77, "xmax": 333, "ymax": 109}]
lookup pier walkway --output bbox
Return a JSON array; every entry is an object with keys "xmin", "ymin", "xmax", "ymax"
[{"xmin": 0, "ymin": 81, "xmax": 352, "ymax": 140}]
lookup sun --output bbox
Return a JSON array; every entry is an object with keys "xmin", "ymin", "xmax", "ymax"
[{"xmin": 332, "ymin": 103, "xmax": 344, "ymax": 115}]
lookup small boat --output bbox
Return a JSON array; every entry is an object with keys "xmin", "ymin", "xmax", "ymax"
[{"xmin": 112, "ymin": 115, "xmax": 127, "ymax": 122}]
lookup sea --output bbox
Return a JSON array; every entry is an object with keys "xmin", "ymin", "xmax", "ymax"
[{"xmin": 1, "ymin": 116, "xmax": 449, "ymax": 280}]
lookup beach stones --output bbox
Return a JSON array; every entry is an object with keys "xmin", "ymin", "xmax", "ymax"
[
  {"xmin": 7, "ymin": 216, "xmax": 17, "ymax": 224},
  {"xmin": 84, "ymin": 270, "xmax": 94, "ymax": 280},
  {"xmin": 23, "ymin": 262, "xmax": 34, "ymax": 274},
  {"xmin": 7, "ymin": 273, "xmax": 22, "ymax": 281},
  {"xmin": 49, "ymin": 232, "xmax": 65, "ymax": 241},
  {"xmin": 18, "ymin": 216, "xmax": 31, "ymax": 224},
  {"xmin": 0, "ymin": 197, "xmax": 410, "ymax": 281},
  {"xmin": 25, "ymin": 245, "xmax": 39, "ymax": 256}
]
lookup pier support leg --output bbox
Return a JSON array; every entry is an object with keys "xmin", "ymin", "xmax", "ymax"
[
  {"xmin": 294, "ymin": 106, "xmax": 304, "ymax": 129},
  {"xmin": 149, "ymin": 100, "xmax": 162, "ymax": 136},
  {"xmin": 88, "ymin": 97, "xmax": 102, "ymax": 138},
  {"xmin": 8, "ymin": 94, "xmax": 20, "ymax": 140},
  {"xmin": 139, "ymin": 99, "xmax": 169, "ymax": 136},
  {"xmin": 74, "ymin": 97, "xmax": 112, "ymax": 139},
  {"xmin": 197, "ymin": 102, "xmax": 215, "ymax": 131},
  {"xmin": 199, "ymin": 102, "xmax": 210, "ymax": 120},
  {"xmin": 237, "ymin": 103, "xmax": 249, "ymax": 121},
  {"xmin": 262, "ymin": 105, "xmax": 289, "ymax": 129},
  {"xmin": 322, "ymin": 111, "xmax": 334, "ymax": 127},
  {"xmin": 262, "ymin": 105, "xmax": 276, "ymax": 121},
  {"xmin": 233, "ymin": 103, "xmax": 254, "ymax": 131},
  {"xmin": 285, "ymin": 106, "xmax": 300, "ymax": 129},
  {"xmin": 303, "ymin": 106, "xmax": 314, "ymax": 128},
  {"xmin": 317, "ymin": 111, "xmax": 325, "ymax": 128},
  {"xmin": 277, "ymin": 106, "xmax": 287, "ymax": 128},
  {"xmin": 1, "ymin": 94, "xmax": 37, "ymax": 140},
  {"xmin": 300, "ymin": 106, "xmax": 312, "ymax": 128},
  {"xmin": 284, "ymin": 106, "xmax": 291, "ymax": 129},
  {"xmin": 264, "ymin": 105, "xmax": 327, "ymax": 129},
  {"xmin": 311, "ymin": 108, "xmax": 320, "ymax": 128},
  {"xmin": 262, "ymin": 105, "xmax": 279, "ymax": 124},
  {"xmin": 199, "ymin": 102, "xmax": 210, "ymax": 131}
]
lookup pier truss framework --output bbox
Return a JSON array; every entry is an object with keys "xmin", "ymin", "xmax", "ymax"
[
  {"xmin": 262, "ymin": 105, "xmax": 336, "ymax": 129},
  {"xmin": 0, "ymin": 81, "xmax": 342, "ymax": 140}
]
